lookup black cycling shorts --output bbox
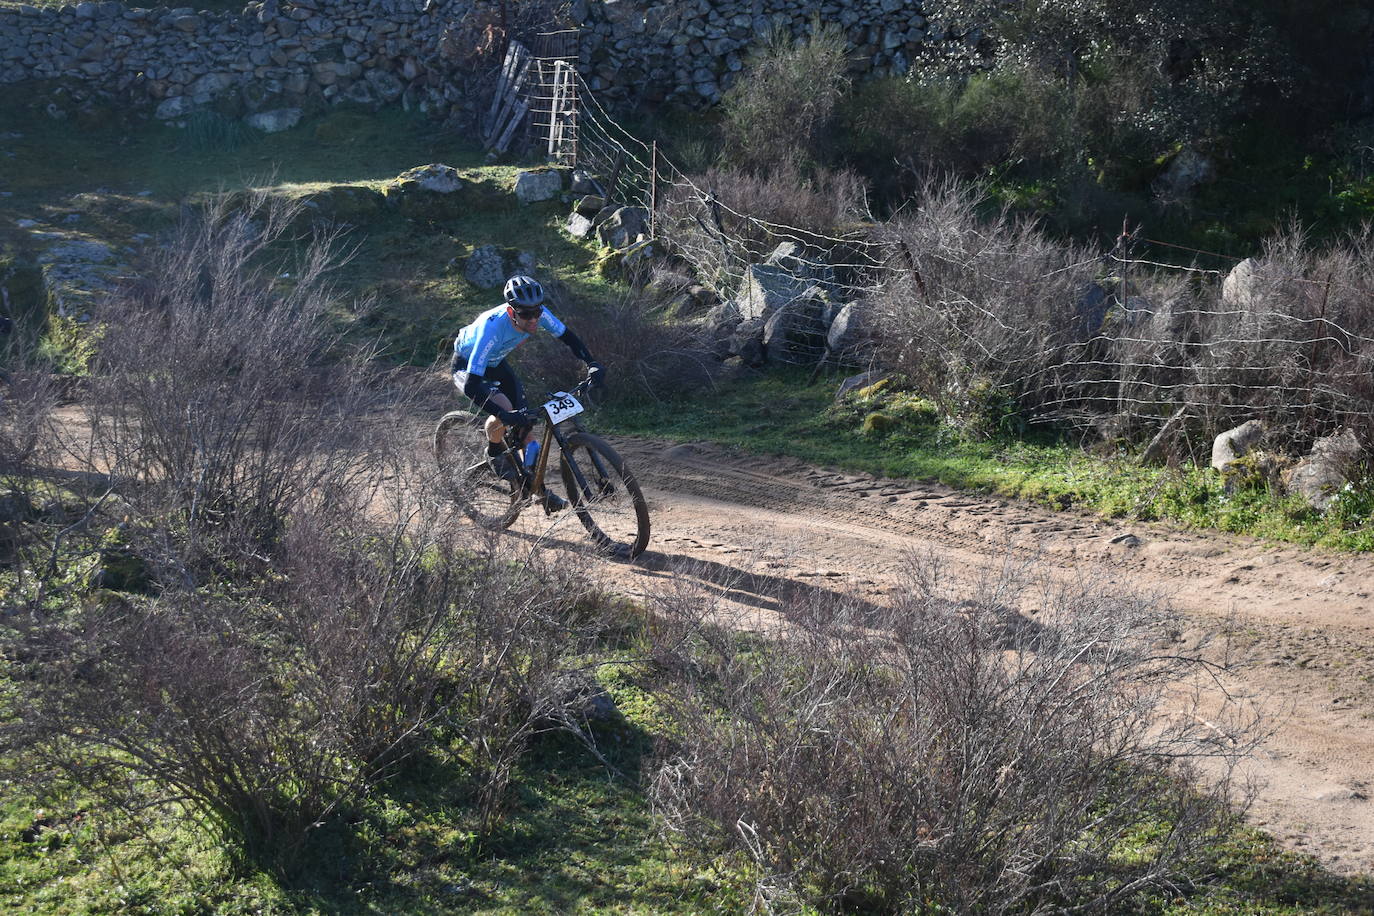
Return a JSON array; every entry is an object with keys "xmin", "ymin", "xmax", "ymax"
[{"xmin": 452, "ymin": 358, "xmax": 527, "ymax": 414}]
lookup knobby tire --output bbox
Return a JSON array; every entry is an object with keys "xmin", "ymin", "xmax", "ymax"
[
  {"xmin": 557, "ymin": 431, "xmax": 650, "ymax": 559},
  {"xmin": 433, "ymin": 410, "xmax": 522, "ymax": 530}
]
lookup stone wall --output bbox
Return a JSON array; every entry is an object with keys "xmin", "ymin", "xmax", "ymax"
[
  {"xmin": 576, "ymin": 0, "xmax": 944, "ymax": 105},
  {"xmin": 0, "ymin": 0, "xmax": 474, "ymax": 123},
  {"xmin": 0, "ymin": 0, "xmax": 951, "ymax": 121}
]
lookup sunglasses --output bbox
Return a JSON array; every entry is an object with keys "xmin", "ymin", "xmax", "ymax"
[{"xmin": 511, "ymin": 306, "xmax": 543, "ymax": 320}]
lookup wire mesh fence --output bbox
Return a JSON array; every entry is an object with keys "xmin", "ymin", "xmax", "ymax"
[{"xmin": 567, "ymin": 72, "xmax": 1374, "ymax": 452}]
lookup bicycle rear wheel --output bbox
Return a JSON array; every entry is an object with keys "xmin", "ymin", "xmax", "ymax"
[
  {"xmin": 434, "ymin": 411, "xmax": 522, "ymax": 530},
  {"xmin": 557, "ymin": 432, "xmax": 650, "ymax": 558}
]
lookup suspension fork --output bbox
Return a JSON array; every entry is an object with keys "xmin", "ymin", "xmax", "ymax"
[{"xmin": 551, "ymin": 419, "xmax": 617, "ymax": 501}]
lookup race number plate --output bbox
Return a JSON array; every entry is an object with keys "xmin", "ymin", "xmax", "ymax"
[{"xmin": 542, "ymin": 391, "xmax": 584, "ymax": 424}]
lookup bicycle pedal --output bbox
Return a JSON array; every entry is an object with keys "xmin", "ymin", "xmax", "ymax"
[{"xmin": 540, "ymin": 492, "xmax": 567, "ymax": 514}]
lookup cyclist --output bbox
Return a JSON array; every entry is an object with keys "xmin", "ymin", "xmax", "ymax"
[{"xmin": 451, "ymin": 274, "xmax": 604, "ymax": 494}]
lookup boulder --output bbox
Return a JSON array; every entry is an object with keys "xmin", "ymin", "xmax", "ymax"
[
  {"xmin": 1284, "ymin": 428, "xmax": 1363, "ymax": 510},
  {"xmin": 464, "ymin": 245, "xmax": 506, "ymax": 290},
  {"xmin": 762, "ymin": 285, "xmax": 827, "ymax": 362},
  {"xmin": 1221, "ymin": 258, "xmax": 1261, "ymax": 310},
  {"xmin": 241, "ymin": 80, "xmax": 285, "ymax": 113},
  {"xmin": 595, "ymin": 238, "xmax": 657, "ymax": 280},
  {"xmin": 826, "ymin": 301, "xmax": 872, "ymax": 360},
  {"xmin": 573, "ymin": 194, "xmax": 605, "ymax": 216},
  {"xmin": 595, "ymin": 205, "xmax": 649, "ymax": 250},
  {"xmin": 398, "ymin": 163, "xmax": 463, "ymax": 193},
  {"xmin": 1073, "ymin": 282, "xmax": 1110, "ymax": 339},
  {"xmin": 513, "ymin": 167, "xmax": 563, "ymax": 203},
  {"xmin": 343, "ymin": 82, "xmax": 376, "ymax": 107},
  {"xmin": 36, "ymin": 237, "xmax": 121, "ymax": 316},
  {"xmin": 1211, "ymin": 419, "xmax": 1264, "ymax": 472},
  {"xmin": 570, "ymin": 169, "xmax": 605, "ymax": 196},
  {"xmin": 189, "ymin": 72, "xmax": 235, "ymax": 97},
  {"xmin": 737, "ymin": 263, "xmax": 807, "ymax": 322},
  {"xmin": 565, "ymin": 212, "xmax": 594, "ymax": 239},
  {"xmin": 700, "ymin": 300, "xmax": 742, "ymax": 360},
  {"xmin": 364, "ymin": 68, "xmax": 404, "ymax": 102},
  {"xmin": 244, "ymin": 107, "xmax": 301, "ymax": 133},
  {"xmin": 836, "ymin": 370, "xmax": 888, "ymax": 401},
  {"xmin": 764, "ymin": 240, "xmax": 835, "ymax": 290},
  {"xmin": 154, "ymin": 94, "xmax": 195, "ymax": 120},
  {"xmin": 546, "ymin": 670, "xmax": 619, "ymax": 725},
  {"xmin": 729, "ymin": 317, "xmax": 766, "ymax": 367},
  {"xmin": 384, "ymin": 164, "xmax": 465, "ymax": 219}
]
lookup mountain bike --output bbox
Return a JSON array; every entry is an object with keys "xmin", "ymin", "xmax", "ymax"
[{"xmin": 433, "ymin": 373, "xmax": 651, "ymax": 559}]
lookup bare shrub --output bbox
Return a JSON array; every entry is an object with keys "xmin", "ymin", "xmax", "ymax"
[
  {"xmin": 646, "ymin": 554, "xmax": 1255, "ymax": 914},
  {"xmin": 1, "ymin": 453, "xmax": 621, "ymax": 867},
  {"xmin": 872, "ymin": 178, "xmax": 1102, "ymax": 431},
  {"xmin": 1181, "ymin": 227, "xmax": 1374, "ymax": 451},
  {"xmin": 539, "ymin": 278, "xmax": 718, "ymax": 403},
  {"xmin": 656, "ymin": 163, "xmax": 869, "ymax": 293},
  {"xmin": 0, "ymin": 338, "xmax": 77, "ymax": 616},
  {"xmin": 84, "ymin": 191, "xmax": 388, "ymax": 580},
  {"xmin": 721, "ymin": 21, "xmax": 850, "ymax": 173}
]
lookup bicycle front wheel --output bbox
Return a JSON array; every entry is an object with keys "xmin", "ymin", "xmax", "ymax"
[
  {"xmin": 434, "ymin": 411, "xmax": 522, "ymax": 530},
  {"xmin": 557, "ymin": 432, "xmax": 650, "ymax": 559}
]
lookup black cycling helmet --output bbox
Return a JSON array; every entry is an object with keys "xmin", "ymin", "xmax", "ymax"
[{"xmin": 503, "ymin": 275, "xmax": 545, "ymax": 316}]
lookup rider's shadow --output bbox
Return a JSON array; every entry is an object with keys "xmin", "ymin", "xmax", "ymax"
[{"xmin": 503, "ymin": 526, "xmax": 1047, "ymax": 647}]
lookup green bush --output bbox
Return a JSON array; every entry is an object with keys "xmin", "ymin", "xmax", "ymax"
[{"xmin": 720, "ymin": 21, "xmax": 849, "ymax": 173}]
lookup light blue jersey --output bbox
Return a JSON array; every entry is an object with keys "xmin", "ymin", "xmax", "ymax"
[{"xmin": 453, "ymin": 304, "xmax": 568, "ymax": 376}]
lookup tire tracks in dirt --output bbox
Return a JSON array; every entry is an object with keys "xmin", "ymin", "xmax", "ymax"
[{"xmin": 604, "ymin": 437, "xmax": 1374, "ymax": 878}]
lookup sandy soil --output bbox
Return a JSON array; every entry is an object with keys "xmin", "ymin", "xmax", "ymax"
[
  {"xmin": 50, "ymin": 396, "xmax": 1374, "ymax": 877},
  {"xmin": 500, "ymin": 435, "xmax": 1374, "ymax": 878}
]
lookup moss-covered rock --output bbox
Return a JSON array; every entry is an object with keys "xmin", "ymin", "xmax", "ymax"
[
  {"xmin": 594, "ymin": 238, "xmax": 658, "ymax": 281},
  {"xmin": 382, "ymin": 164, "xmax": 470, "ymax": 220},
  {"xmin": 301, "ymin": 184, "xmax": 386, "ymax": 223}
]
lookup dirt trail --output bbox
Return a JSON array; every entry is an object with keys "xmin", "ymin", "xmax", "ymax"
[
  {"xmin": 51, "ymin": 394, "xmax": 1374, "ymax": 876},
  {"xmin": 509, "ymin": 436, "xmax": 1374, "ymax": 877}
]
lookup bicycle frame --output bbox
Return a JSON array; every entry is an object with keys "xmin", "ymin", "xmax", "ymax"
[{"xmin": 500, "ymin": 381, "xmax": 616, "ymax": 511}]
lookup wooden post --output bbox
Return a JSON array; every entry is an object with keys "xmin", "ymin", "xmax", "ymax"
[
  {"xmin": 605, "ymin": 149, "xmax": 626, "ymax": 203},
  {"xmin": 650, "ymin": 140, "xmax": 658, "ymax": 238}
]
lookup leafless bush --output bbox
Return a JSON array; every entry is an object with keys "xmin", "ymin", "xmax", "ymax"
[
  {"xmin": 0, "ymin": 340, "xmax": 74, "ymax": 614},
  {"xmin": 1180, "ymin": 226, "xmax": 1374, "ymax": 450},
  {"xmin": 1, "ymin": 452, "xmax": 621, "ymax": 867},
  {"xmin": 873, "ymin": 179, "xmax": 1102, "ymax": 430},
  {"xmin": 656, "ymin": 163, "xmax": 869, "ymax": 293},
  {"xmin": 541, "ymin": 279, "xmax": 718, "ymax": 403},
  {"xmin": 646, "ymin": 554, "xmax": 1256, "ymax": 914},
  {"xmin": 1, "ymin": 190, "xmax": 626, "ymax": 870},
  {"xmin": 83, "ymin": 191, "xmax": 390, "ymax": 580}
]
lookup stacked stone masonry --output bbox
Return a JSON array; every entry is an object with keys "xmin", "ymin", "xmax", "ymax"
[
  {"xmin": 575, "ymin": 0, "xmax": 941, "ymax": 104},
  {"xmin": 0, "ymin": 0, "xmax": 947, "ymax": 118}
]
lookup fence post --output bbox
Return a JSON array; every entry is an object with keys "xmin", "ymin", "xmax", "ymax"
[
  {"xmin": 650, "ymin": 140, "xmax": 658, "ymax": 239},
  {"xmin": 1115, "ymin": 217, "xmax": 1131, "ymax": 421}
]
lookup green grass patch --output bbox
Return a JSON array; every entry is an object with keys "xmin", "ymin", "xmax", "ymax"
[
  {"xmin": 0, "ymin": 92, "xmax": 612, "ymax": 369},
  {"xmin": 600, "ymin": 369, "xmax": 1374, "ymax": 552}
]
